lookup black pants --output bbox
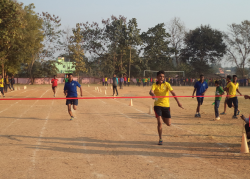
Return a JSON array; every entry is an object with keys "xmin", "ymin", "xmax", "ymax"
[
  {"xmin": 214, "ymin": 100, "xmax": 220, "ymax": 118},
  {"xmin": 227, "ymin": 97, "xmax": 238, "ymax": 116},
  {"xmin": 113, "ymin": 85, "xmax": 118, "ymax": 95},
  {"xmin": 11, "ymin": 84, "xmax": 14, "ymax": 90},
  {"xmin": 128, "ymin": 82, "xmax": 130, "ymax": 86},
  {"xmin": 105, "ymin": 82, "xmax": 108, "ymax": 86}
]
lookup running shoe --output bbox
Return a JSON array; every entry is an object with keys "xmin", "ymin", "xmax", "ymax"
[
  {"xmin": 158, "ymin": 139, "xmax": 163, "ymax": 145},
  {"xmin": 220, "ymin": 112, "xmax": 226, "ymax": 115},
  {"xmin": 198, "ymin": 113, "xmax": 201, "ymax": 118},
  {"xmin": 3, "ymin": 95, "xmax": 5, "ymax": 97},
  {"xmin": 237, "ymin": 110, "xmax": 241, "ymax": 115},
  {"xmin": 195, "ymin": 114, "xmax": 199, "ymax": 117},
  {"xmin": 232, "ymin": 115, "xmax": 238, "ymax": 119},
  {"xmin": 215, "ymin": 117, "xmax": 220, "ymax": 120},
  {"xmin": 70, "ymin": 116, "xmax": 74, "ymax": 121}
]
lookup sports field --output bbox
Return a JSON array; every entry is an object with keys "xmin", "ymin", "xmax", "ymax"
[{"xmin": 0, "ymin": 84, "xmax": 249, "ymax": 179}]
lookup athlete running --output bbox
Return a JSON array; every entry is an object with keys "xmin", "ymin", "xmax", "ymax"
[
  {"xmin": 64, "ymin": 74, "xmax": 83, "ymax": 121},
  {"xmin": 149, "ymin": 70, "xmax": 183, "ymax": 145}
]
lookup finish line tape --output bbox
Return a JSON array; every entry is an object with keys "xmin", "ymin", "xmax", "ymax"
[{"xmin": 0, "ymin": 95, "xmax": 243, "ymax": 100}]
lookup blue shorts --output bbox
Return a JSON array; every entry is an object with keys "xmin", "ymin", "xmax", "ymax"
[
  {"xmin": 66, "ymin": 97, "xmax": 78, "ymax": 106},
  {"xmin": 197, "ymin": 97, "xmax": 204, "ymax": 105}
]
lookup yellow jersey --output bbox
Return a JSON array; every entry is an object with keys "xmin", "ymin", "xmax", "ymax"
[
  {"xmin": 226, "ymin": 82, "xmax": 239, "ymax": 98},
  {"xmin": 0, "ymin": 79, "xmax": 4, "ymax": 87},
  {"xmin": 151, "ymin": 82, "xmax": 173, "ymax": 107},
  {"xmin": 105, "ymin": 78, "xmax": 107, "ymax": 82},
  {"xmin": 128, "ymin": 78, "xmax": 130, "ymax": 82}
]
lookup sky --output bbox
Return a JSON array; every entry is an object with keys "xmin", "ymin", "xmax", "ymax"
[{"xmin": 20, "ymin": 0, "xmax": 250, "ymax": 67}]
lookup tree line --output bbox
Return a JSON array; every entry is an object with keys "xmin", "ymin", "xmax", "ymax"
[{"xmin": 1, "ymin": 0, "xmax": 250, "ymax": 84}]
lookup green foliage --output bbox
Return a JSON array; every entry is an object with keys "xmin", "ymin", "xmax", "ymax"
[
  {"xmin": 69, "ymin": 23, "xmax": 87, "ymax": 75},
  {"xmin": 181, "ymin": 25, "xmax": 226, "ymax": 75},
  {"xmin": 140, "ymin": 23, "xmax": 171, "ymax": 71},
  {"xmin": 0, "ymin": 0, "xmax": 25, "ymax": 77}
]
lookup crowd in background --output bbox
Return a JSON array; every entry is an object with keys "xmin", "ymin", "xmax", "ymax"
[
  {"xmin": 101, "ymin": 76, "xmax": 250, "ymax": 88},
  {"xmin": 0, "ymin": 75, "xmax": 15, "ymax": 94}
]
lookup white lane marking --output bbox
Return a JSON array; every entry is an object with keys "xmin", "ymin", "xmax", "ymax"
[
  {"xmin": 0, "ymin": 89, "xmax": 50, "ymax": 135},
  {"xmin": 0, "ymin": 88, "xmax": 35, "ymax": 114},
  {"xmin": 84, "ymin": 90, "xmax": 106, "ymax": 104},
  {"xmin": 112, "ymin": 97, "xmax": 237, "ymax": 176},
  {"xmin": 29, "ymin": 99, "xmax": 55, "ymax": 177}
]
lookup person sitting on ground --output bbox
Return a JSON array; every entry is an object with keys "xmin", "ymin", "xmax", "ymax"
[{"xmin": 240, "ymin": 114, "xmax": 250, "ymax": 139}]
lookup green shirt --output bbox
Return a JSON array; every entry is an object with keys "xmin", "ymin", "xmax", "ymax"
[
  {"xmin": 142, "ymin": 78, "xmax": 145, "ymax": 83},
  {"xmin": 65, "ymin": 78, "xmax": 69, "ymax": 83},
  {"xmin": 215, "ymin": 86, "xmax": 224, "ymax": 101}
]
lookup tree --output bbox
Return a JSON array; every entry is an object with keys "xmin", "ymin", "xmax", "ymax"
[
  {"xmin": 224, "ymin": 20, "xmax": 250, "ymax": 77},
  {"xmin": 166, "ymin": 17, "xmax": 186, "ymax": 66},
  {"xmin": 181, "ymin": 25, "xmax": 226, "ymax": 75},
  {"xmin": 69, "ymin": 23, "xmax": 87, "ymax": 81},
  {"xmin": 22, "ymin": 4, "xmax": 44, "ymax": 84},
  {"xmin": 0, "ymin": 0, "xmax": 25, "ymax": 78},
  {"xmin": 140, "ymin": 23, "xmax": 171, "ymax": 71},
  {"xmin": 126, "ymin": 18, "xmax": 141, "ymax": 79}
]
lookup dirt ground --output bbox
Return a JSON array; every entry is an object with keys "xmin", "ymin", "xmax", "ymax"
[{"xmin": 0, "ymin": 84, "xmax": 250, "ymax": 179}]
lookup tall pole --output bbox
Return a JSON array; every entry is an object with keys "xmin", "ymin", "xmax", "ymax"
[{"xmin": 129, "ymin": 46, "xmax": 131, "ymax": 80}]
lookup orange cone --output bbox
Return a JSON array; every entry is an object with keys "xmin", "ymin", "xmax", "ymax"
[
  {"xmin": 240, "ymin": 133, "xmax": 249, "ymax": 153},
  {"xmin": 129, "ymin": 99, "xmax": 133, "ymax": 106}
]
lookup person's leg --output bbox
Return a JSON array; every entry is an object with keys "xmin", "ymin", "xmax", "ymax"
[
  {"xmin": 116, "ymin": 86, "xmax": 118, "ymax": 95},
  {"xmin": 214, "ymin": 100, "xmax": 220, "ymax": 118},
  {"xmin": 113, "ymin": 86, "xmax": 115, "ymax": 96},
  {"xmin": 232, "ymin": 97, "xmax": 238, "ymax": 116},
  {"xmin": 224, "ymin": 99, "xmax": 227, "ymax": 113},
  {"xmin": 67, "ymin": 103, "xmax": 73, "ymax": 117},
  {"xmin": 196, "ymin": 98, "xmax": 202, "ymax": 114},
  {"xmin": 156, "ymin": 116, "xmax": 163, "ymax": 140},
  {"xmin": 73, "ymin": 105, "xmax": 77, "ymax": 110},
  {"xmin": 162, "ymin": 118, "xmax": 171, "ymax": 126}
]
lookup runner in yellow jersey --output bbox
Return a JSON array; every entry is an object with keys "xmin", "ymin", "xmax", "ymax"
[
  {"xmin": 0, "ymin": 75, "xmax": 5, "ymax": 97},
  {"xmin": 128, "ymin": 77, "xmax": 130, "ymax": 86},
  {"xmin": 105, "ymin": 77, "xmax": 108, "ymax": 86},
  {"xmin": 226, "ymin": 75, "xmax": 242, "ymax": 118},
  {"xmin": 149, "ymin": 71, "xmax": 183, "ymax": 145}
]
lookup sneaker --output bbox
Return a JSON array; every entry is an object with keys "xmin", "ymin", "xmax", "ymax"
[
  {"xmin": 232, "ymin": 115, "xmax": 238, "ymax": 119},
  {"xmin": 237, "ymin": 110, "xmax": 241, "ymax": 115},
  {"xmin": 158, "ymin": 139, "xmax": 163, "ymax": 145},
  {"xmin": 195, "ymin": 114, "xmax": 198, "ymax": 117},
  {"xmin": 3, "ymin": 95, "xmax": 5, "ymax": 97},
  {"xmin": 220, "ymin": 112, "xmax": 226, "ymax": 115},
  {"xmin": 70, "ymin": 116, "xmax": 74, "ymax": 121},
  {"xmin": 198, "ymin": 113, "xmax": 201, "ymax": 118},
  {"xmin": 215, "ymin": 117, "xmax": 220, "ymax": 120},
  {"xmin": 54, "ymin": 94, "xmax": 55, "ymax": 97}
]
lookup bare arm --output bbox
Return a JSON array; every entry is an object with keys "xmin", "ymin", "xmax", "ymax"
[
  {"xmin": 170, "ymin": 90, "xmax": 184, "ymax": 109},
  {"xmin": 149, "ymin": 90, "xmax": 156, "ymax": 99},
  {"xmin": 192, "ymin": 88, "xmax": 196, "ymax": 98},
  {"xmin": 79, "ymin": 86, "xmax": 83, "ymax": 97},
  {"xmin": 236, "ymin": 89, "xmax": 242, "ymax": 96}
]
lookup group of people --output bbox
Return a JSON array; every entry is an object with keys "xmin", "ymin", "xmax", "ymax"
[
  {"xmin": 0, "ymin": 75, "xmax": 15, "ymax": 97},
  {"xmin": 52, "ymin": 72, "xmax": 250, "ymax": 145},
  {"xmin": 149, "ymin": 71, "xmax": 249, "ymax": 145},
  {"xmin": 102, "ymin": 75, "xmax": 131, "ymax": 88}
]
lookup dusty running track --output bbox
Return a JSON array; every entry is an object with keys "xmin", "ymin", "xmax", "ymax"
[{"xmin": 0, "ymin": 84, "xmax": 249, "ymax": 179}]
